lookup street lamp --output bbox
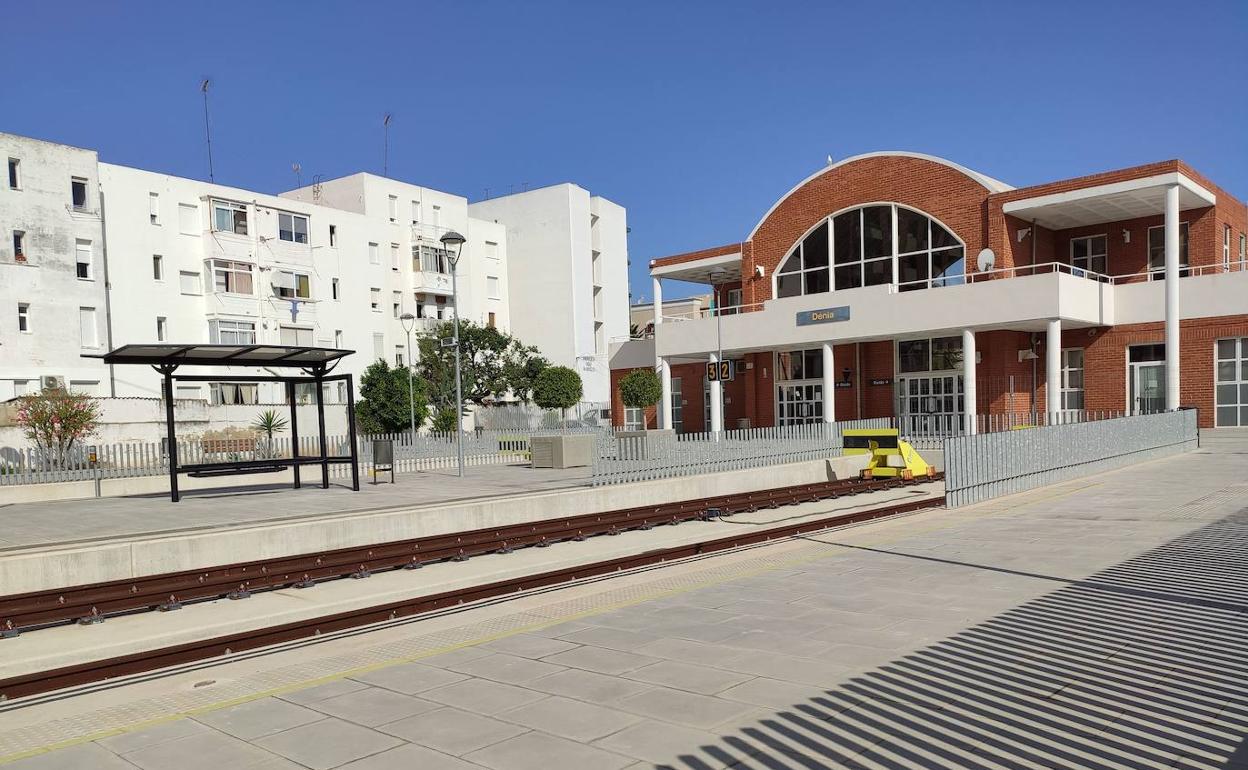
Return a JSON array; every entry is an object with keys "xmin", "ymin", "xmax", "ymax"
[
  {"xmin": 399, "ymin": 312, "xmax": 417, "ymax": 441},
  {"xmin": 440, "ymin": 229, "xmax": 467, "ymax": 478},
  {"xmin": 709, "ymin": 268, "xmax": 728, "ymax": 437}
]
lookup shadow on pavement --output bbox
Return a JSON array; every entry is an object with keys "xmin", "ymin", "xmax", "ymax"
[{"xmin": 666, "ymin": 508, "xmax": 1248, "ymax": 769}]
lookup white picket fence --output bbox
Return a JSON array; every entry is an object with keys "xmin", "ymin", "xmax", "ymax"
[
  {"xmin": 0, "ymin": 428, "xmax": 606, "ymax": 487},
  {"xmin": 590, "ymin": 418, "xmax": 893, "ymax": 486}
]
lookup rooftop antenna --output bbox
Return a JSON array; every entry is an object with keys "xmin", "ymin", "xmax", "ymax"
[
  {"xmin": 201, "ymin": 78, "xmax": 215, "ymax": 182},
  {"xmin": 292, "ymin": 163, "xmax": 302, "ymax": 189},
  {"xmin": 382, "ymin": 113, "xmax": 393, "ymax": 177}
]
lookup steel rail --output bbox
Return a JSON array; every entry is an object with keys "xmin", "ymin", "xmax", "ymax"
[
  {"xmin": 0, "ymin": 474, "xmax": 940, "ymax": 635},
  {"xmin": 0, "ymin": 490, "xmax": 942, "ymax": 702}
]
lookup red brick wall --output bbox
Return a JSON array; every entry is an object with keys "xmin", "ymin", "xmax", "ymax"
[{"xmin": 745, "ymin": 156, "xmax": 993, "ymax": 307}]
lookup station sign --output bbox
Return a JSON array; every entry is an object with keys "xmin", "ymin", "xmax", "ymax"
[
  {"xmin": 870, "ymin": 378, "xmax": 893, "ymax": 386},
  {"xmin": 795, "ymin": 306, "xmax": 850, "ymax": 326},
  {"xmin": 706, "ymin": 360, "xmax": 735, "ymax": 382}
]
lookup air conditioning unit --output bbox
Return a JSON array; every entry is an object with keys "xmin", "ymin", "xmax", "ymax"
[{"xmin": 41, "ymin": 375, "xmax": 66, "ymax": 391}]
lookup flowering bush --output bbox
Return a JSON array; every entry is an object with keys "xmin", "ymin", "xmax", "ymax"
[{"xmin": 14, "ymin": 388, "xmax": 102, "ymax": 468}]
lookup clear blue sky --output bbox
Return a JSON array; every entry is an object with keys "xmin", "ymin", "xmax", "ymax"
[{"xmin": 5, "ymin": 1, "xmax": 1245, "ymax": 302}]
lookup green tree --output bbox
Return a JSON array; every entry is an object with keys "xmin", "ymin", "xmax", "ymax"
[
  {"xmin": 430, "ymin": 407, "xmax": 459, "ymax": 433},
  {"xmin": 15, "ymin": 387, "xmax": 101, "ymax": 468},
  {"xmin": 533, "ymin": 366, "xmax": 583, "ymax": 421},
  {"xmin": 619, "ymin": 368, "xmax": 663, "ymax": 414},
  {"xmin": 250, "ymin": 409, "xmax": 289, "ymax": 458},
  {"xmin": 357, "ymin": 360, "xmax": 429, "ymax": 435},
  {"xmin": 417, "ymin": 321, "xmax": 549, "ymax": 410}
]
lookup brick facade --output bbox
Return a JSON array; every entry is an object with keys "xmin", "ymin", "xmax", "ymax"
[{"xmin": 618, "ymin": 154, "xmax": 1248, "ymax": 432}]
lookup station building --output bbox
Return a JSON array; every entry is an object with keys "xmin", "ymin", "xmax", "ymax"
[{"xmin": 610, "ymin": 153, "xmax": 1248, "ymax": 433}]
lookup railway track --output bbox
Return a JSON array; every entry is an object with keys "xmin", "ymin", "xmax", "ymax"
[{"xmin": 0, "ymin": 474, "xmax": 943, "ymax": 701}]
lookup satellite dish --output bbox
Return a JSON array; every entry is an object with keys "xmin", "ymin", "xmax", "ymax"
[{"xmin": 976, "ymin": 248, "xmax": 996, "ymax": 273}]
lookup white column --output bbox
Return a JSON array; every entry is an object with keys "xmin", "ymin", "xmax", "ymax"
[
  {"xmin": 708, "ymin": 352, "xmax": 723, "ymax": 434},
  {"xmin": 658, "ymin": 357, "xmax": 673, "ymax": 431},
  {"xmin": 1046, "ymin": 318, "xmax": 1062, "ymax": 422},
  {"xmin": 821, "ymin": 342, "xmax": 836, "ymax": 424},
  {"xmin": 1164, "ymin": 183, "xmax": 1181, "ymax": 411},
  {"xmin": 651, "ymin": 276, "xmax": 663, "ymax": 332},
  {"xmin": 962, "ymin": 329, "xmax": 977, "ymax": 435}
]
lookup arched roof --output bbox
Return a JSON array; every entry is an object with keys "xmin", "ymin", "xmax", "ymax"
[{"xmin": 747, "ymin": 152, "xmax": 1013, "ymax": 241}]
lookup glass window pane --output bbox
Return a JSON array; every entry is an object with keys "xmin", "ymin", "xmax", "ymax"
[
  {"xmin": 1091, "ymin": 236, "xmax": 1107, "ymax": 254},
  {"xmin": 1216, "ymin": 384, "xmax": 1237, "ymax": 404},
  {"xmin": 932, "ymin": 248, "xmax": 965, "ymax": 287},
  {"xmin": 931, "ymin": 337, "xmax": 963, "ymax": 371},
  {"xmin": 1241, "ymin": 384, "xmax": 1248, "ymax": 402},
  {"xmin": 863, "ymin": 257, "xmax": 891, "ymax": 286},
  {"xmin": 805, "ymin": 350, "xmax": 822, "ymax": 379},
  {"xmin": 896, "ymin": 208, "xmax": 928, "ymax": 253},
  {"xmin": 1218, "ymin": 361, "xmax": 1237, "ymax": 381},
  {"xmin": 834, "ymin": 264, "xmax": 861, "ymax": 290},
  {"xmin": 833, "ymin": 211, "xmax": 861, "ymax": 264},
  {"xmin": 777, "ymin": 272, "xmax": 802, "ymax": 298},
  {"xmin": 779, "ymin": 248, "xmax": 802, "ymax": 274},
  {"xmin": 1216, "ymin": 406, "xmax": 1238, "ymax": 426},
  {"xmin": 898, "ymin": 340, "xmax": 930, "ymax": 373},
  {"xmin": 898, "ymin": 253, "xmax": 928, "ymax": 289},
  {"xmin": 1217, "ymin": 339, "xmax": 1236, "ymax": 360},
  {"xmin": 804, "ymin": 267, "xmax": 829, "ymax": 294},
  {"xmin": 862, "ymin": 206, "xmax": 892, "ymax": 259},
  {"xmin": 802, "ymin": 222, "xmax": 828, "ymax": 268},
  {"xmin": 931, "ymin": 221, "xmax": 959, "ymax": 250},
  {"xmin": 1071, "ymin": 238, "xmax": 1088, "ymax": 259}
]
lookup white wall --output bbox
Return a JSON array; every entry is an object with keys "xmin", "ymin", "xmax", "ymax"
[
  {"xmin": 470, "ymin": 184, "xmax": 630, "ymax": 404},
  {"xmin": 0, "ymin": 133, "xmax": 111, "ymax": 399}
]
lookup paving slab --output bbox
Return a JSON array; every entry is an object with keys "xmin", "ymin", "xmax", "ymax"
[
  {"xmin": 377, "ymin": 706, "xmax": 528, "ymax": 755},
  {"xmin": 252, "ymin": 718, "xmax": 402, "ymax": 770}
]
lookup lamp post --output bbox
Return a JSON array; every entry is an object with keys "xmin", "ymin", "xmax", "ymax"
[
  {"xmin": 709, "ymin": 268, "xmax": 727, "ymax": 437},
  {"xmin": 399, "ymin": 312, "xmax": 417, "ymax": 441},
  {"xmin": 440, "ymin": 230, "xmax": 467, "ymax": 477}
]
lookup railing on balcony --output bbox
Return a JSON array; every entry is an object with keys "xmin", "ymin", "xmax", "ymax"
[{"xmin": 411, "ymin": 223, "xmax": 457, "ymax": 244}]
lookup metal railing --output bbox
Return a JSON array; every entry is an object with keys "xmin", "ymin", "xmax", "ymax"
[
  {"xmin": 0, "ymin": 428, "xmax": 605, "ymax": 489},
  {"xmin": 943, "ymin": 409, "xmax": 1198, "ymax": 508},
  {"xmin": 591, "ymin": 418, "xmax": 891, "ymax": 486},
  {"xmin": 902, "ymin": 409, "xmax": 1126, "ymax": 449}
]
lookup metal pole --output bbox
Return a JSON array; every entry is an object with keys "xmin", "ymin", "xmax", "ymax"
[
  {"xmin": 405, "ymin": 326, "xmax": 416, "ymax": 440},
  {"xmin": 315, "ymin": 373, "xmax": 329, "ymax": 488},
  {"xmin": 346, "ymin": 376, "xmax": 360, "ymax": 491},
  {"xmin": 288, "ymin": 380, "xmax": 302, "ymax": 489},
  {"xmin": 162, "ymin": 367, "xmax": 180, "ymax": 503},
  {"xmin": 452, "ymin": 261, "xmax": 465, "ymax": 477}
]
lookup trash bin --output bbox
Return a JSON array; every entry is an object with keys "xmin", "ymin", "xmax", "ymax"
[{"xmin": 372, "ymin": 439, "xmax": 395, "ymax": 484}]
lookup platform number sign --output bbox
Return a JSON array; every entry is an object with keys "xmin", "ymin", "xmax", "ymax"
[{"xmin": 706, "ymin": 360, "xmax": 735, "ymax": 382}]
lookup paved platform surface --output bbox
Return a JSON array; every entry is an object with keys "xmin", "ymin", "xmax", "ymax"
[
  {"xmin": 2, "ymin": 430, "xmax": 1246, "ymax": 769},
  {"xmin": 0, "ymin": 464, "xmax": 588, "ymax": 551}
]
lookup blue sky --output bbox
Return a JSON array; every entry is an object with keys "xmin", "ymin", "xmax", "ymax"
[{"xmin": 5, "ymin": 1, "xmax": 1245, "ymax": 302}]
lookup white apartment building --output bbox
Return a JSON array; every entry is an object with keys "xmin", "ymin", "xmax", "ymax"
[
  {"xmin": 469, "ymin": 184, "xmax": 629, "ymax": 404},
  {"xmin": 0, "ymin": 135, "xmax": 111, "ymax": 398},
  {"xmin": 6, "ymin": 132, "xmax": 636, "ymax": 412}
]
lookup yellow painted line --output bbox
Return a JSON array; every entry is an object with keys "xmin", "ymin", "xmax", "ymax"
[{"xmin": 0, "ymin": 502, "xmax": 955, "ymax": 765}]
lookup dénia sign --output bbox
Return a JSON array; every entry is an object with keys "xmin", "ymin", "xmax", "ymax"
[{"xmin": 795, "ymin": 306, "xmax": 850, "ymax": 326}]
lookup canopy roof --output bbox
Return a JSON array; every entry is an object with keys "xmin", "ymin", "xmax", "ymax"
[{"xmin": 87, "ymin": 343, "xmax": 353, "ymax": 368}]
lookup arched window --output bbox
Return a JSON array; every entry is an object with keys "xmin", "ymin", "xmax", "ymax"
[{"xmin": 775, "ymin": 204, "xmax": 964, "ymax": 298}]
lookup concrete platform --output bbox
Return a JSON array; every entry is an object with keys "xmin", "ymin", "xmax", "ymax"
[
  {"xmin": 0, "ymin": 481, "xmax": 943, "ymax": 682},
  {"xmin": 0, "ymin": 455, "xmax": 871, "ymax": 596},
  {"xmin": 0, "ymin": 432, "xmax": 1243, "ymax": 769}
]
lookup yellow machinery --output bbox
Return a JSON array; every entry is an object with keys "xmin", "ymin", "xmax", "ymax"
[{"xmin": 842, "ymin": 428, "xmax": 934, "ymax": 480}]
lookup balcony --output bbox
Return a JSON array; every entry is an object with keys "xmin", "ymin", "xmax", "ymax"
[
  {"xmin": 411, "ymin": 269, "xmax": 453, "ymax": 295},
  {"xmin": 653, "ymin": 260, "xmax": 1248, "ymax": 358}
]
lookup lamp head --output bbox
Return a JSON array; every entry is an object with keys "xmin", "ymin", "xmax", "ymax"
[{"xmin": 439, "ymin": 230, "xmax": 466, "ymax": 247}]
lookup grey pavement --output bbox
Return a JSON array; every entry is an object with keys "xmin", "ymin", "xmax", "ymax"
[
  {"xmin": 4, "ymin": 430, "xmax": 1248, "ymax": 768},
  {"xmin": 0, "ymin": 463, "xmax": 587, "ymax": 550}
]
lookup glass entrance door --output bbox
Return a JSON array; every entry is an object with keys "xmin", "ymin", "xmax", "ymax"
[
  {"xmin": 897, "ymin": 374, "xmax": 964, "ymax": 436},
  {"xmin": 1129, "ymin": 363, "xmax": 1165, "ymax": 415}
]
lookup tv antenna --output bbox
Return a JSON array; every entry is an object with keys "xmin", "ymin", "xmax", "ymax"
[
  {"xmin": 382, "ymin": 113, "xmax": 393, "ymax": 177},
  {"xmin": 292, "ymin": 163, "xmax": 302, "ymax": 188},
  {"xmin": 201, "ymin": 78, "xmax": 215, "ymax": 182}
]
